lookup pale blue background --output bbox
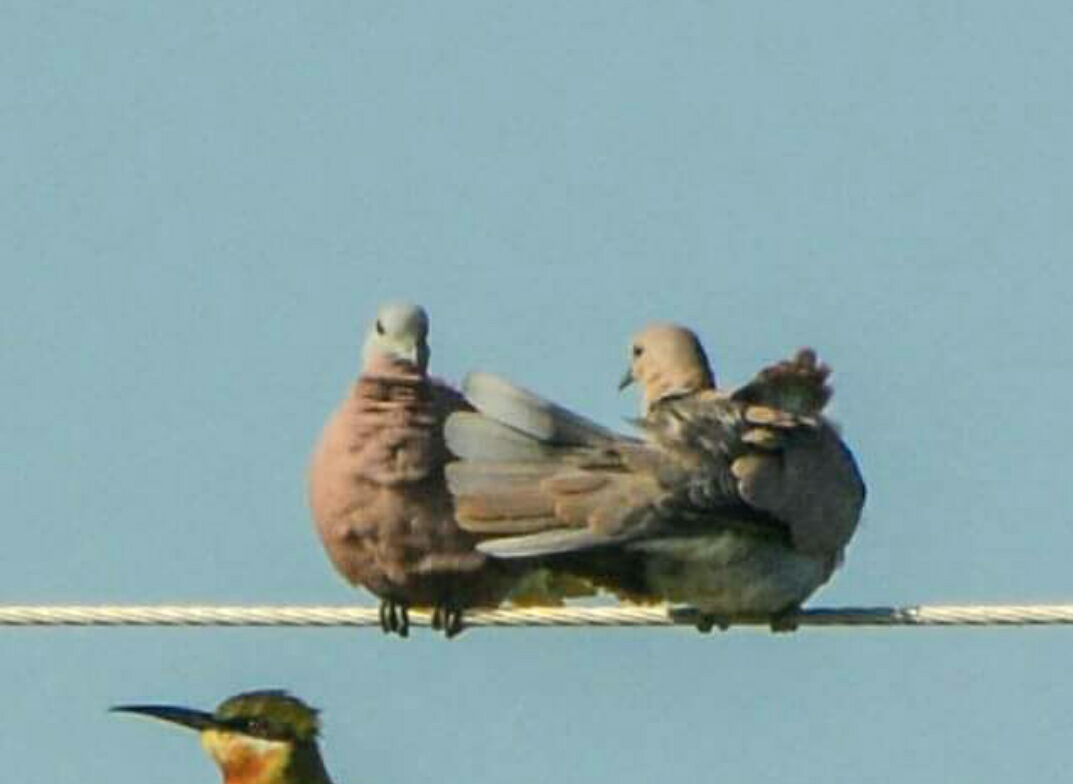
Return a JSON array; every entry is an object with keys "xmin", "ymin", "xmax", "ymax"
[{"xmin": 2, "ymin": 2, "xmax": 1072, "ymax": 782}]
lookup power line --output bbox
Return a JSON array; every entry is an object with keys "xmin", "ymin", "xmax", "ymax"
[{"xmin": 2, "ymin": 603, "xmax": 1073, "ymax": 628}]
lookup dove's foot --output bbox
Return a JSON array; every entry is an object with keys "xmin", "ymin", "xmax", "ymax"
[
  {"xmin": 768, "ymin": 606, "xmax": 801, "ymax": 633},
  {"xmin": 431, "ymin": 605, "xmax": 465, "ymax": 639},
  {"xmin": 695, "ymin": 613, "xmax": 733, "ymax": 634},
  {"xmin": 378, "ymin": 601, "xmax": 410, "ymax": 638},
  {"xmin": 668, "ymin": 606, "xmax": 732, "ymax": 633}
]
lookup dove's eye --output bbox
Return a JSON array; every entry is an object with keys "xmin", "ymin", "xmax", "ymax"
[
  {"xmin": 375, "ymin": 320, "xmax": 385, "ymax": 335},
  {"xmin": 632, "ymin": 345, "xmax": 643, "ymax": 358}
]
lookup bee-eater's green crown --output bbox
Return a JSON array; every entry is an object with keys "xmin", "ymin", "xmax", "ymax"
[{"xmin": 215, "ymin": 690, "xmax": 321, "ymax": 743}]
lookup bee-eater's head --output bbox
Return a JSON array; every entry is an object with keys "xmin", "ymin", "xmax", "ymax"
[{"xmin": 113, "ymin": 689, "xmax": 324, "ymax": 784}]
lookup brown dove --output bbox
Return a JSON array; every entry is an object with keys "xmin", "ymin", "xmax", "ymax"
[
  {"xmin": 444, "ymin": 323, "xmax": 866, "ymax": 632},
  {"xmin": 308, "ymin": 301, "xmax": 522, "ymax": 638}
]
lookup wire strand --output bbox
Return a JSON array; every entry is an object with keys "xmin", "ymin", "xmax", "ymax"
[{"xmin": 3, "ymin": 604, "xmax": 1073, "ymax": 628}]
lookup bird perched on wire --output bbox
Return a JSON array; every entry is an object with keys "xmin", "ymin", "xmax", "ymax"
[
  {"xmin": 308, "ymin": 301, "xmax": 532, "ymax": 638},
  {"xmin": 112, "ymin": 690, "xmax": 335, "ymax": 784},
  {"xmin": 445, "ymin": 323, "xmax": 866, "ymax": 632}
]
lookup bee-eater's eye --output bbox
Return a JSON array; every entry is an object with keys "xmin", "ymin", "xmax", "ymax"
[{"xmin": 242, "ymin": 718, "xmax": 268, "ymax": 736}]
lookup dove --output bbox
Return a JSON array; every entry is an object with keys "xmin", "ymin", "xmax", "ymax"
[
  {"xmin": 445, "ymin": 323, "xmax": 866, "ymax": 632},
  {"xmin": 308, "ymin": 301, "xmax": 522, "ymax": 638}
]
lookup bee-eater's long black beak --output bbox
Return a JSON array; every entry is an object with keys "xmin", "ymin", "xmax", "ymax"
[
  {"xmin": 111, "ymin": 704, "xmax": 218, "ymax": 732},
  {"xmin": 618, "ymin": 367, "xmax": 635, "ymax": 391}
]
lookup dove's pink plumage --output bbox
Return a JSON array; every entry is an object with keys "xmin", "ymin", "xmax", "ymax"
[{"xmin": 308, "ymin": 307, "xmax": 517, "ymax": 637}]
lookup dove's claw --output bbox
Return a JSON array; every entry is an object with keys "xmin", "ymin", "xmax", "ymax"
[
  {"xmin": 431, "ymin": 605, "xmax": 465, "ymax": 638},
  {"xmin": 768, "ymin": 606, "xmax": 801, "ymax": 633},
  {"xmin": 378, "ymin": 601, "xmax": 409, "ymax": 637}
]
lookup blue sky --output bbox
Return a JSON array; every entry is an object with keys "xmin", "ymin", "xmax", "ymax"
[{"xmin": 3, "ymin": 2, "xmax": 1072, "ymax": 782}]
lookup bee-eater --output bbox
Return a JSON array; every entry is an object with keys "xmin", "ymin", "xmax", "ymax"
[{"xmin": 113, "ymin": 689, "xmax": 336, "ymax": 784}]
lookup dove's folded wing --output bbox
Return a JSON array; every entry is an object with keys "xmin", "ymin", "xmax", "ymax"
[
  {"xmin": 445, "ymin": 376, "xmax": 667, "ymax": 554},
  {"xmin": 462, "ymin": 372, "xmax": 622, "ymax": 446},
  {"xmin": 731, "ymin": 417, "xmax": 866, "ymax": 555}
]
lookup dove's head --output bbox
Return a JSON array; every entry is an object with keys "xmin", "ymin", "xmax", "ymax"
[
  {"xmin": 619, "ymin": 323, "xmax": 715, "ymax": 413},
  {"xmin": 362, "ymin": 301, "xmax": 431, "ymax": 374}
]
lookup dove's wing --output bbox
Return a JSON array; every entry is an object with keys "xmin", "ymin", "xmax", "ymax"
[
  {"xmin": 462, "ymin": 372, "xmax": 622, "ymax": 446},
  {"xmin": 446, "ymin": 377, "xmax": 766, "ymax": 559},
  {"xmin": 724, "ymin": 351, "xmax": 866, "ymax": 555},
  {"xmin": 445, "ymin": 374, "xmax": 669, "ymax": 553},
  {"xmin": 646, "ymin": 388, "xmax": 865, "ymax": 556},
  {"xmin": 446, "ymin": 423, "xmax": 663, "ymax": 550},
  {"xmin": 729, "ymin": 410, "xmax": 866, "ymax": 555},
  {"xmin": 447, "ymin": 365, "xmax": 864, "ymax": 564}
]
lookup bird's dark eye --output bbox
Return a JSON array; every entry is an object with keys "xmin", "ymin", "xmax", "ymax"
[
  {"xmin": 242, "ymin": 718, "xmax": 269, "ymax": 737},
  {"xmin": 632, "ymin": 345, "xmax": 643, "ymax": 358},
  {"xmin": 375, "ymin": 320, "xmax": 385, "ymax": 336}
]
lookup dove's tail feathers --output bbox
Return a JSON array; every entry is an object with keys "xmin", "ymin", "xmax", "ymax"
[
  {"xmin": 462, "ymin": 372, "xmax": 618, "ymax": 446},
  {"xmin": 731, "ymin": 348, "xmax": 833, "ymax": 416},
  {"xmin": 478, "ymin": 528, "xmax": 619, "ymax": 559}
]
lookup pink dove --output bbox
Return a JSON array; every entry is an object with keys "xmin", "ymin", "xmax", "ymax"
[{"xmin": 308, "ymin": 302, "xmax": 520, "ymax": 637}]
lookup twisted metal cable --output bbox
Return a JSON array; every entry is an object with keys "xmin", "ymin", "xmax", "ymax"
[{"xmin": 2, "ymin": 603, "xmax": 1073, "ymax": 628}]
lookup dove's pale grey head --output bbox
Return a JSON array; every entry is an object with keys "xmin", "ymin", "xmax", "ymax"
[
  {"xmin": 620, "ymin": 322, "xmax": 716, "ymax": 413},
  {"xmin": 361, "ymin": 301, "xmax": 431, "ymax": 373}
]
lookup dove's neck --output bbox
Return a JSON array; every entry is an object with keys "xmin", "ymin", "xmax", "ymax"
[
  {"xmin": 641, "ymin": 369, "xmax": 715, "ymax": 415},
  {"xmin": 361, "ymin": 352, "xmax": 425, "ymax": 379}
]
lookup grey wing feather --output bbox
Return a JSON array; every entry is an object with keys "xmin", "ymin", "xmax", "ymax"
[
  {"xmin": 462, "ymin": 372, "xmax": 620, "ymax": 446},
  {"xmin": 445, "ymin": 412, "xmax": 556, "ymax": 461},
  {"xmin": 478, "ymin": 528, "xmax": 624, "ymax": 558}
]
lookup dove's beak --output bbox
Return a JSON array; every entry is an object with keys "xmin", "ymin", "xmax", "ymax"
[
  {"xmin": 618, "ymin": 367, "xmax": 635, "ymax": 391},
  {"xmin": 390, "ymin": 338, "xmax": 427, "ymax": 372},
  {"xmin": 414, "ymin": 338, "xmax": 430, "ymax": 373}
]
